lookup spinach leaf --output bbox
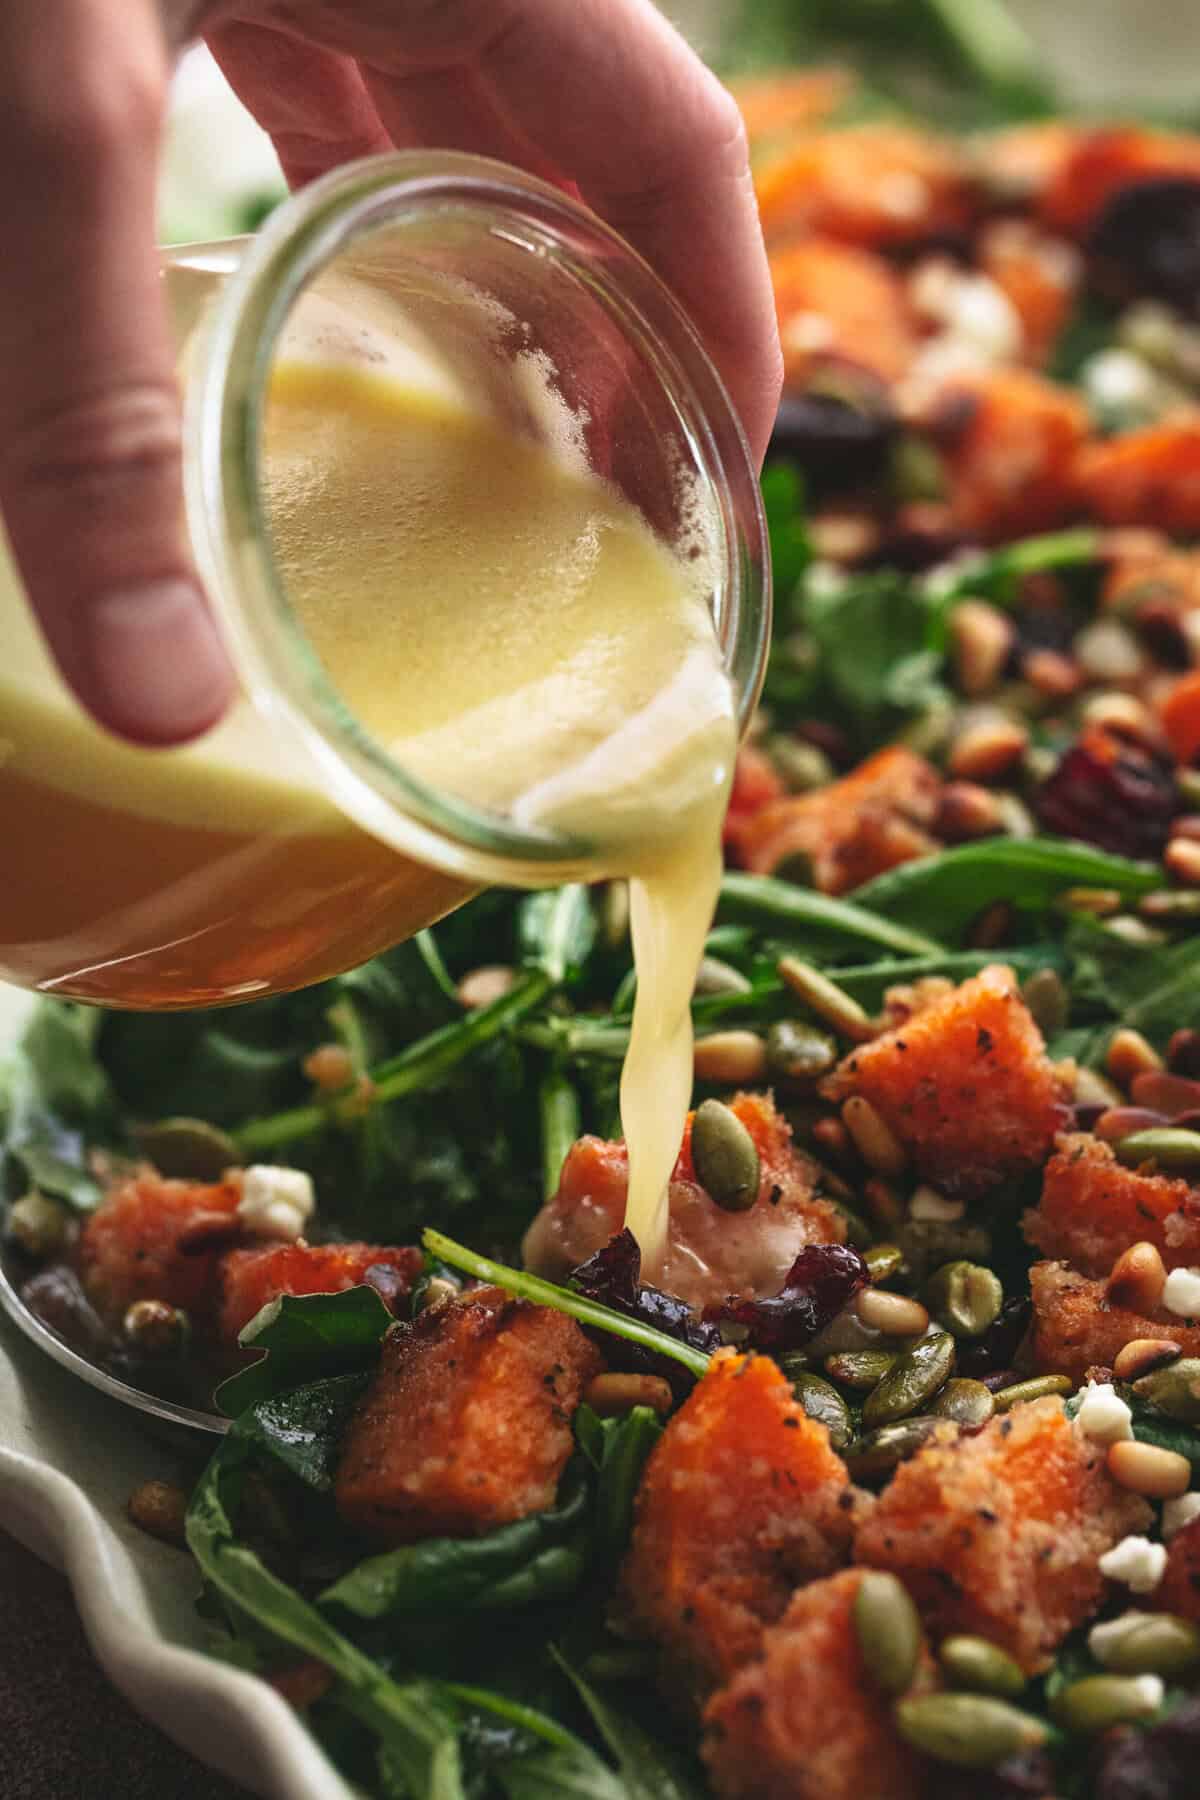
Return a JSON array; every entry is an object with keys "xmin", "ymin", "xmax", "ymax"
[
  {"xmin": 320, "ymin": 1460, "xmax": 593, "ymax": 1621},
  {"xmin": 802, "ymin": 568, "xmax": 949, "ymax": 743},
  {"xmin": 21, "ymin": 1001, "xmax": 116, "ymax": 1130},
  {"xmin": 1127, "ymin": 1398, "xmax": 1200, "ymax": 1478},
  {"xmin": 574, "ymin": 1407, "xmax": 662, "ymax": 1562},
  {"xmin": 243, "ymin": 1371, "xmax": 372, "ymax": 1491},
  {"xmin": 0, "ymin": 1050, "xmax": 102, "ymax": 1212},
  {"xmin": 761, "ymin": 463, "xmax": 812, "ymax": 617},
  {"xmin": 215, "ymin": 1287, "xmax": 394, "ymax": 1417},
  {"xmin": 1066, "ymin": 924, "xmax": 1200, "ymax": 1048},
  {"xmin": 853, "ymin": 839, "xmax": 1158, "ymax": 938},
  {"xmin": 554, "ymin": 1654, "xmax": 707, "ymax": 1800},
  {"xmin": 718, "ymin": 873, "xmax": 941, "ymax": 956}
]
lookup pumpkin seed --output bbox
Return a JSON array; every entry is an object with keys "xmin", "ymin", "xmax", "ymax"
[
  {"xmin": 853, "ymin": 1571, "xmax": 922, "ymax": 1696},
  {"xmin": 844, "ymin": 1415, "xmax": 944, "ymax": 1481},
  {"xmin": 693, "ymin": 957, "xmax": 752, "ymax": 998},
  {"xmin": 1050, "ymin": 1673, "xmax": 1164, "ymax": 1735},
  {"xmin": 1019, "ymin": 968, "xmax": 1069, "ymax": 1037},
  {"xmin": 766, "ymin": 1019, "xmax": 837, "ymax": 1082},
  {"xmin": 132, "ymin": 1116, "xmax": 241, "ymax": 1182},
  {"xmin": 992, "ymin": 1373, "xmax": 1072, "ymax": 1412},
  {"xmin": 939, "ymin": 1635, "xmax": 1025, "ymax": 1699},
  {"xmin": 691, "ymin": 1099, "xmax": 760, "ymax": 1212},
  {"xmin": 1115, "ymin": 1127, "xmax": 1200, "ymax": 1172},
  {"xmin": 790, "ymin": 1371, "xmax": 853, "ymax": 1452},
  {"xmin": 5, "ymin": 1191, "xmax": 70, "ymax": 1259},
  {"xmin": 929, "ymin": 1378, "xmax": 996, "ymax": 1429},
  {"xmin": 863, "ymin": 1331, "xmax": 957, "ymax": 1429},
  {"xmin": 773, "ymin": 850, "xmax": 816, "ymax": 888},
  {"xmin": 1090, "ymin": 1612, "xmax": 1200, "ymax": 1677},
  {"xmin": 894, "ymin": 1694, "xmax": 1047, "ymax": 1768},
  {"xmin": 825, "ymin": 1348, "xmax": 899, "ymax": 1390},
  {"xmin": 1132, "ymin": 1356, "xmax": 1200, "ymax": 1423},
  {"xmin": 769, "ymin": 736, "xmax": 833, "ymax": 792},
  {"xmin": 864, "ymin": 1242, "xmax": 904, "ymax": 1283},
  {"xmin": 895, "ymin": 1219, "xmax": 993, "ymax": 1286},
  {"xmin": 926, "ymin": 1261, "xmax": 1004, "ymax": 1339}
]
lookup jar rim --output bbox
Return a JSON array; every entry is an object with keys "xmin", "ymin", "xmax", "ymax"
[{"xmin": 184, "ymin": 151, "xmax": 770, "ymax": 886}]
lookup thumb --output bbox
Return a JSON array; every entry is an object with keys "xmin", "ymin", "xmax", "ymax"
[{"xmin": 0, "ymin": 0, "xmax": 234, "ymax": 746}]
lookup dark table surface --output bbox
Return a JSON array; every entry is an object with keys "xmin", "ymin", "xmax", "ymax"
[{"xmin": 0, "ymin": 1529, "xmax": 249, "ymax": 1800}]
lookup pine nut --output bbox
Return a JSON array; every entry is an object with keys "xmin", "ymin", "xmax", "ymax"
[
  {"xmin": 1165, "ymin": 838, "xmax": 1200, "ymax": 886},
  {"xmin": 1061, "ymin": 887, "xmax": 1123, "ymax": 919},
  {"xmin": 935, "ymin": 782, "xmax": 1004, "ymax": 844},
  {"xmin": 950, "ymin": 601, "xmax": 1014, "ymax": 698},
  {"xmin": 693, "ymin": 1030, "xmax": 768, "ymax": 1085},
  {"xmin": 1112, "ymin": 1338, "xmax": 1182, "ymax": 1382},
  {"xmin": 777, "ymin": 956, "xmax": 877, "ymax": 1043},
  {"xmin": 584, "ymin": 1373, "xmax": 674, "ymax": 1417},
  {"xmin": 1106, "ymin": 1438, "xmax": 1193, "ymax": 1499},
  {"xmin": 842, "ymin": 1095, "xmax": 908, "ymax": 1176},
  {"xmin": 303, "ymin": 1042, "xmax": 356, "ymax": 1092},
  {"xmin": 1081, "ymin": 691, "xmax": 1164, "ymax": 749},
  {"xmin": 948, "ymin": 714, "xmax": 1029, "ymax": 783},
  {"xmin": 1106, "ymin": 1241, "xmax": 1168, "ymax": 1313},
  {"xmin": 1023, "ymin": 649, "xmax": 1083, "ymax": 698},
  {"xmin": 909, "ymin": 1184, "xmax": 964, "ymax": 1223},
  {"xmin": 456, "ymin": 964, "xmax": 517, "ymax": 1010},
  {"xmin": 1095, "ymin": 1107, "xmax": 1168, "ymax": 1142},
  {"xmin": 856, "ymin": 1286, "xmax": 930, "ymax": 1337},
  {"xmin": 1107, "ymin": 1029, "xmax": 1166, "ymax": 1089}
]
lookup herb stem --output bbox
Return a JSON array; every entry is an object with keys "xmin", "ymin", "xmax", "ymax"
[
  {"xmin": 719, "ymin": 873, "xmax": 942, "ymax": 956},
  {"xmin": 540, "ymin": 1067, "xmax": 581, "ymax": 1200}
]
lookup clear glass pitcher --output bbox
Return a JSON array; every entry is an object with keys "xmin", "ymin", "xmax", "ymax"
[{"xmin": 0, "ymin": 154, "xmax": 769, "ymax": 1009}]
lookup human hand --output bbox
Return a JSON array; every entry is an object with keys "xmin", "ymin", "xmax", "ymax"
[{"xmin": 0, "ymin": 0, "xmax": 781, "ymax": 746}]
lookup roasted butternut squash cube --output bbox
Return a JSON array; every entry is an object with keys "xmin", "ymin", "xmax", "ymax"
[
  {"xmin": 1156, "ymin": 1516, "xmax": 1200, "ymax": 1622},
  {"xmin": 823, "ymin": 964, "xmax": 1068, "ymax": 1199},
  {"xmin": 1075, "ymin": 418, "xmax": 1200, "ymax": 537},
  {"xmin": 618, "ymin": 1349, "xmax": 867, "ymax": 1705},
  {"xmin": 77, "ymin": 1169, "xmax": 242, "ymax": 1323},
  {"xmin": 1024, "ymin": 1134, "xmax": 1200, "ymax": 1278},
  {"xmin": 854, "ymin": 1397, "xmax": 1151, "ymax": 1673},
  {"xmin": 936, "ymin": 369, "xmax": 1087, "ymax": 542},
  {"xmin": 1030, "ymin": 1259, "xmax": 1200, "ymax": 1386},
  {"xmin": 220, "ymin": 1242, "xmax": 422, "ymax": 1344},
  {"xmin": 702, "ymin": 1570, "xmax": 935, "ymax": 1800},
  {"xmin": 335, "ymin": 1287, "xmax": 601, "ymax": 1544}
]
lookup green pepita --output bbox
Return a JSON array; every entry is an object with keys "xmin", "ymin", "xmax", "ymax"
[
  {"xmin": 925, "ymin": 1261, "xmax": 1004, "ymax": 1340},
  {"xmin": 1115, "ymin": 1127, "xmax": 1200, "ymax": 1172},
  {"xmin": 864, "ymin": 1242, "xmax": 904, "ymax": 1283},
  {"xmin": 1091, "ymin": 1612, "xmax": 1200, "ymax": 1677},
  {"xmin": 1050, "ymin": 1673, "xmax": 1164, "ymax": 1735},
  {"xmin": 938, "ymin": 1635, "xmax": 1025, "ymax": 1699},
  {"xmin": 790, "ymin": 1371, "xmax": 853, "ymax": 1452},
  {"xmin": 853, "ymin": 1571, "xmax": 922, "ymax": 1696},
  {"xmin": 691, "ymin": 1099, "xmax": 760, "ymax": 1212},
  {"xmin": 1132, "ymin": 1356, "xmax": 1200, "ymax": 1424},
  {"xmin": 895, "ymin": 1220, "xmax": 993, "ymax": 1286},
  {"xmin": 991, "ymin": 1374, "xmax": 1072, "ymax": 1412},
  {"xmin": 693, "ymin": 956, "xmax": 752, "ymax": 998},
  {"xmin": 928, "ymin": 1379, "xmax": 996, "ymax": 1429},
  {"xmin": 769, "ymin": 736, "xmax": 834, "ymax": 793},
  {"xmin": 766, "ymin": 1018, "xmax": 838, "ymax": 1083},
  {"xmin": 773, "ymin": 850, "xmax": 816, "ymax": 888},
  {"xmin": 894, "ymin": 1693, "xmax": 1046, "ymax": 1768},
  {"xmin": 862, "ymin": 1331, "xmax": 957, "ymax": 1429},
  {"xmin": 825, "ymin": 1349, "xmax": 899, "ymax": 1391},
  {"xmin": 843, "ymin": 1415, "xmax": 944, "ymax": 1481},
  {"xmin": 1019, "ymin": 967, "xmax": 1069, "ymax": 1037},
  {"xmin": 132, "ymin": 1116, "xmax": 241, "ymax": 1182}
]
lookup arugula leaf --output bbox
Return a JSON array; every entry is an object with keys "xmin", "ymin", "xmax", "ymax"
[
  {"xmin": 319, "ymin": 1460, "xmax": 593, "ymax": 1620},
  {"xmin": 802, "ymin": 568, "xmax": 949, "ymax": 743},
  {"xmin": 718, "ymin": 873, "xmax": 941, "ymax": 956},
  {"xmin": 520, "ymin": 887, "xmax": 597, "ymax": 986},
  {"xmin": 574, "ymin": 1407, "xmax": 662, "ymax": 1562},
  {"xmin": 215, "ymin": 1287, "xmax": 393, "ymax": 1417},
  {"xmin": 853, "ymin": 838, "xmax": 1158, "ymax": 938},
  {"xmin": 1066, "ymin": 923, "xmax": 1200, "ymax": 1048},
  {"xmin": 554, "ymin": 1654, "xmax": 706, "ymax": 1800}
]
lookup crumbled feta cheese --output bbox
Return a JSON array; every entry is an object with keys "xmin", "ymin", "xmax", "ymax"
[
  {"xmin": 1075, "ymin": 1381, "xmax": 1135, "ymax": 1445},
  {"xmin": 781, "ymin": 311, "xmax": 834, "ymax": 357},
  {"xmin": 1133, "ymin": 1675, "xmax": 1165, "ymax": 1712},
  {"xmin": 236, "ymin": 1165, "xmax": 315, "ymax": 1242},
  {"xmin": 1162, "ymin": 1492, "xmax": 1200, "ymax": 1540},
  {"xmin": 1098, "ymin": 1535, "xmax": 1168, "ymax": 1594},
  {"xmin": 1089, "ymin": 1610, "xmax": 1155, "ymax": 1666},
  {"xmin": 909, "ymin": 1185, "xmax": 964, "ymax": 1223},
  {"xmin": 1163, "ymin": 1266, "xmax": 1200, "ymax": 1319}
]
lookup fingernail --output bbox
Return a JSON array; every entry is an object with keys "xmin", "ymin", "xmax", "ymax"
[{"xmin": 83, "ymin": 579, "xmax": 237, "ymax": 745}]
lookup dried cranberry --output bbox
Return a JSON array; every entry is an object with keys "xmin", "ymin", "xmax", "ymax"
[
  {"xmin": 703, "ymin": 1243, "xmax": 869, "ymax": 1352},
  {"xmin": 1135, "ymin": 597, "xmax": 1192, "ymax": 669},
  {"xmin": 362, "ymin": 1263, "xmax": 409, "ymax": 1314},
  {"xmin": 570, "ymin": 1230, "xmax": 721, "ymax": 1391},
  {"xmin": 957, "ymin": 1295, "xmax": 1033, "ymax": 1379},
  {"xmin": 1034, "ymin": 726, "xmax": 1178, "ymax": 859},
  {"xmin": 1089, "ymin": 176, "xmax": 1200, "ymax": 317},
  {"xmin": 1095, "ymin": 1692, "xmax": 1200, "ymax": 1800},
  {"xmin": 770, "ymin": 381, "xmax": 897, "ymax": 497}
]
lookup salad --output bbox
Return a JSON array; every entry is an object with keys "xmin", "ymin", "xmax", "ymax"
[{"xmin": 12, "ymin": 56, "xmax": 1200, "ymax": 1800}]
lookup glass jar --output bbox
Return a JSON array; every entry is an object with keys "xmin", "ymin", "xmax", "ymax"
[{"xmin": 0, "ymin": 154, "xmax": 769, "ymax": 1009}]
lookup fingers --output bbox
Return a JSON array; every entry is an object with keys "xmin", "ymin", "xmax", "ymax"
[
  {"xmin": 367, "ymin": 0, "xmax": 782, "ymax": 464},
  {"xmin": 0, "ymin": 0, "xmax": 235, "ymax": 744},
  {"xmin": 206, "ymin": 22, "xmax": 392, "ymax": 189}
]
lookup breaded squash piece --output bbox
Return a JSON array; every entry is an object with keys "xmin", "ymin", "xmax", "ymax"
[
  {"xmin": 854, "ymin": 1398, "xmax": 1151, "ymax": 1673},
  {"xmin": 1024, "ymin": 1134, "xmax": 1200, "ymax": 1278},
  {"xmin": 755, "ymin": 125, "xmax": 974, "ymax": 249},
  {"xmin": 724, "ymin": 744, "xmax": 786, "ymax": 856},
  {"xmin": 1156, "ymin": 1517, "xmax": 1200, "ymax": 1622},
  {"xmin": 77, "ymin": 1169, "xmax": 242, "ymax": 1323},
  {"xmin": 769, "ymin": 237, "xmax": 918, "ymax": 385},
  {"xmin": 220, "ymin": 1242, "xmax": 422, "ymax": 1344},
  {"xmin": 523, "ymin": 1092, "xmax": 844, "ymax": 1311},
  {"xmin": 702, "ymin": 1570, "xmax": 935, "ymax": 1800},
  {"xmin": 335, "ymin": 1287, "xmax": 601, "ymax": 1545},
  {"xmin": 1075, "ymin": 418, "xmax": 1200, "ymax": 536},
  {"xmin": 979, "ymin": 121, "xmax": 1078, "ymax": 207},
  {"xmin": 1039, "ymin": 126, "xmax": 1200, "ymax": 237},
  {"xmin": 823, "ymin": 965, "xmax": 1069, "ymax": 1199},
  {"xmin": 936, "ymin": 369, "xmax": 1088, "ymax": 541},
  {"xmin": 618, "ymin": 1350, "xmax": 867, "ymax": 1705},
  {"xmin": 730, "ymin": 746, "xmax": 942, "ymax": 896},
  {"xmin": 1030, "ymin": 1259, "xmax": 1200, "ymax": 1385}
]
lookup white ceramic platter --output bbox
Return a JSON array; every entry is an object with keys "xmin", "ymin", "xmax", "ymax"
[{"xmin": 0, "ymin": 984, "xmax": 352, "ymax": 1800}]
